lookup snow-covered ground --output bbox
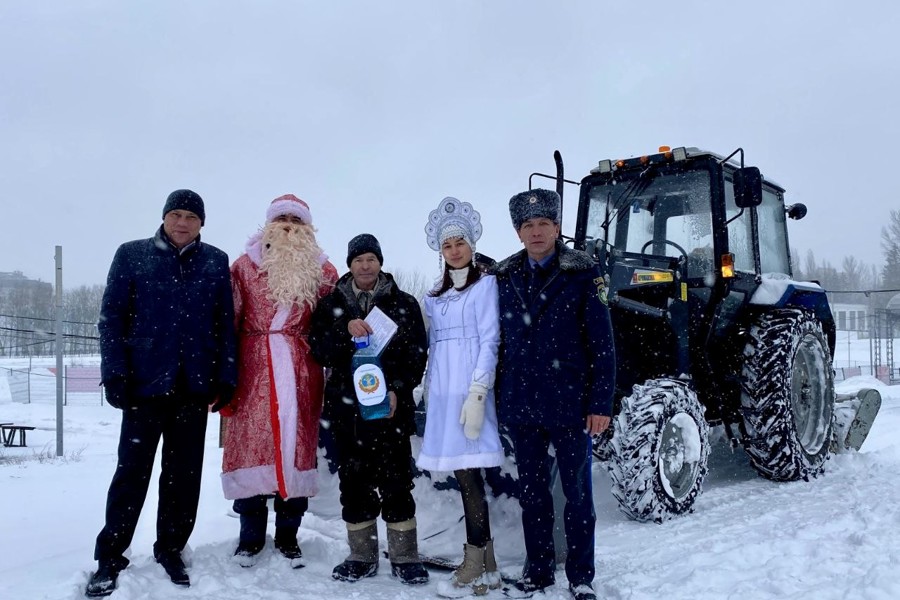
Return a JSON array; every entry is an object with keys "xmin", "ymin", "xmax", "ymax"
[{"xmin": 1, "ymin": 357, "xmax": 899, "ymax": 600}]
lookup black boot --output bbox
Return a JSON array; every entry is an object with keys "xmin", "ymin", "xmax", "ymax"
[
  {"xmin": 233, "ymin": 540, "xmax": 265, "ymax": 568},
  {"xmin": 274, "ymin": 527, "xmax": 304, "ymax": 569},
  {"xmin": 503, "ymin": 575, "xmax": 555, "ymax": 598},
  {"xmin": 568, "ymin": 583, "xmax": 597, "ymax": 600},
  {"xmin": 85, "ymin": 561, "xmax": 124, "ymax": 598},
  {"xmin": 391, "ymin": 562, "xmax": 429, "ymax": 585},
  {"xmin": 155, "ymin": 551, "xmax": 189, "ymax": 587},
  {"xmin": 233, "ymin": 512, "xmax": 267, "ymax": 568},
  {"xmin": 333, "ymin": 559, "xmax": 379, "ymax": 581}
]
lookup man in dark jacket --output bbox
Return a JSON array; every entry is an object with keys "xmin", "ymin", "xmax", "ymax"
[
  {"xmin": 309, "ymin": 233, "xmax": 429, "ymax": 586},
  {"xmin": 85, "ymin": 189, "xmax": 238, "ymax": 598},
  {"xmin": 495, "ymin": 189, "xmax": 615, "ymax": 600}
]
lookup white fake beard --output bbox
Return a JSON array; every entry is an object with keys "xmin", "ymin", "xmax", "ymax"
[{"xmin": 260, "ymin": 222, "xmax": 324, "ymax": 309}]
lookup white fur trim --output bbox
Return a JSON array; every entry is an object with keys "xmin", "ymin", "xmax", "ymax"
[
  {"xmin": 266, "ymin": 195, "xmax": 312, "ymax": 224},
  {"xmin": 269, "ymin": 304, "xmax": 299, "ymax": 498},
  {"xmin": 221, "ymin": 465, "xmax": 319, "ymax": 500},
  {"xmin": 415, "ymin": 450, "xmax": 505, "ymax": 472}
]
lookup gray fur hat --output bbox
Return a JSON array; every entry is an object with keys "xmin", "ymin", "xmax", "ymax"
[{"xmin": 508, "ymin": 188, "xmax": 560, "ymax": 230}]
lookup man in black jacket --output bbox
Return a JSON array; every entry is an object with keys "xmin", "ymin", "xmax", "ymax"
[
  {"xmin": 309, "ymin": 233, "xmax": 429, "ymax": 586},
  {"xmin": 496, "ymin": 189, "xmax": 615, "ymax": 600},
  {"xmin": 85, "ymin": 189, "xmax": 238, "ymax": 598}
]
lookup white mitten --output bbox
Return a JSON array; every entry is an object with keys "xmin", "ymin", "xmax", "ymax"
[{"xmin": 459, "ymin": 383, "xmax": 487, "ymax": 440}]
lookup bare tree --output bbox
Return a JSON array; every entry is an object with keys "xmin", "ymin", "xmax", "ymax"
[
  {"xmin": 839, "ymin": 255, "xmax": 879, "ymax": 306},
  {"xmin": 790, "ymin": 246, "xmax": 803, "ymax": 279},
  {"xmin": 392, "ymin": 269, "xmax": 435, "ymax": 303},
  {"xmin": 63, "ymin": 284, "xmax": 104, "ymax": 355},
  {"xmin": 802, "ymin": 249, "xmax": 818, "ymax": 282},
  {"xmin": 881, "ymin": 209, "xmax": 900, "ymax": 289}
]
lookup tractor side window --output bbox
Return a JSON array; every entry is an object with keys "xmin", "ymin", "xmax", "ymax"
[
  {"xmin": 724, "ymin": 178, "xmax": 755, "ymax": 273},
  {"xmin": 757, "ymin": 188, "xmax": 791, "ymax": 275}
]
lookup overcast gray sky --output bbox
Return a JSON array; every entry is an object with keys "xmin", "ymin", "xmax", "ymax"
[{"xmin": 2, "ymin": 1, "xmax": 898, "ymax": 288}]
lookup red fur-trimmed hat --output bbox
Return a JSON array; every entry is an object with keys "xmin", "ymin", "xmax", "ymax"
[{"xmin": 266, "ymin": 194, "xmax": 313, "ymax": 224}]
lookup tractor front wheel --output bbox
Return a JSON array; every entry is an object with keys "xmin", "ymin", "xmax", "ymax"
[{"xmin": 607, "ymin": 378, "xmax": 710, "ymax": 523}]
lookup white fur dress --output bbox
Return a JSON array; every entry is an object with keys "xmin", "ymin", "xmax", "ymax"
[{"xmin": 417, "ymin": 274, "xmax": 504, "ymax": 472}]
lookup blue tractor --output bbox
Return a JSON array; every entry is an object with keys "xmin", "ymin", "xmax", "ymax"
[{"xmin": 536, "ymin": 146, "xmax": 880, "ymax": 522}]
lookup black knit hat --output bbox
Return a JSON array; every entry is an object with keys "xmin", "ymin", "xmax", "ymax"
[
  {"xmin": 346, "ymin": 233, "xmax": 383, "ymax": 267},
  {"xmin": 162, "ymin": 189, "xmax": 205, "ymax": 226},
  {"xmin": 508, "ymin": 188, "xmax": 560, "ymax": 230}
]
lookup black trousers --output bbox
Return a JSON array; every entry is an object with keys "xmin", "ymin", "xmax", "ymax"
[
  {"xmin": 508, "ymin": 424, "xmax": 596, "ymax": 587},
  {"xmin": 94, "ymin": 397, "xmax": 208, "ymax": 565},
  {"xmin": 332, "ymin": 417, "xmax": 416, "ymax": 525}
]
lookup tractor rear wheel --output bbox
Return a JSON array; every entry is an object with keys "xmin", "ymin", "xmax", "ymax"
[
  {"xmin": 607, "ymin": 378, "xmax": 710, "ymax": 523},
  {"xmin": 741, "ymin": 309, "xmax": 834, "ymax": 481}
]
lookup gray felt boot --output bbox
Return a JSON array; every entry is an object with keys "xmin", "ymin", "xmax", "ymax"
[
  {"xmin": 387, "ymin": 518, "xmax": 428, "ymax": 585},
  {"xmin": 332, "ymin": 520, "xmax": 378, "ymax": 582}
]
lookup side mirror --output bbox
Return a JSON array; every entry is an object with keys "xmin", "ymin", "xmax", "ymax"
[
  {"xmin": 733, "ymin": 167, "xmax": 763, "ymax": 208},
  {"xmin": 786, "ymin": 203, "xmax": 807, "ymax": 220}
]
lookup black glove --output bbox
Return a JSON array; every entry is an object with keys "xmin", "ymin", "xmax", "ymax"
[
  {"xmin": 210, "ymin": 384, "xmax": 235, "ymax": 413},
  {"xmin": 103, "ymin": 378, "xmax": 128, "ymax": 409}
]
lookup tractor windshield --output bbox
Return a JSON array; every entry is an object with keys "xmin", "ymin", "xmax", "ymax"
[{"xmin": 584, "ymin": 168, "xmax": 715, "ymax": 279}]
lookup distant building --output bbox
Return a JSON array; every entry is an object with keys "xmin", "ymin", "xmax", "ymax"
[
  {"xmin": 0, "ymin": 271, "xmax": 52, "ymax": 306},
  {"xmin": 831, "ymin": 302, "xmax": 868, "ymax": 332},
  {"xmin": 0, "ymin": 272, "xmax": 54, "ymax": 356},
  {"xmin": 887, "ymin": 293, "xmax": 900, "ymax": 314}
]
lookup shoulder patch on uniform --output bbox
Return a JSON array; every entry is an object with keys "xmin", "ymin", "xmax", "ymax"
[{"xmin": 595, "ymin": 275, "xmax": 609, "ymax": 305}]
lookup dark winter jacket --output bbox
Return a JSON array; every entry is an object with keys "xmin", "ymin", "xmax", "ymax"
[
  {"xmin": 494, "ymin": 240, "xmax": 615, "ymax": 426},
  {"xmin": 98, "ymin": 226, "xmax": 238, "ymax": 401},
  {"xmin": 309, "ymin": 271, "xmax": 427, "ymax": 436}
]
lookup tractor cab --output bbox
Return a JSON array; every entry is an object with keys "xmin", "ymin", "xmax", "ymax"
[
  {"xmin": 575, "ymin": 146, "xmax": 794, "ymax": 288},
  {"xmin": 571, "ymin": 147, "xmax": 803, "ymax": 408}
]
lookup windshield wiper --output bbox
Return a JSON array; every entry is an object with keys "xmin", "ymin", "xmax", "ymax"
[{"xmin": 599, "ymin": 165, "xmax": 658, "ymax": 230}]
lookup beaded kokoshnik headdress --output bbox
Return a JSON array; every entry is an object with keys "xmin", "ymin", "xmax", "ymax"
[{"xmin": 424, "ymin": 196, "xmax": 483, "ymax": 254}]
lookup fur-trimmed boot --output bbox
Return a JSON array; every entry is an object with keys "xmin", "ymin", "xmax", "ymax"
[
  {"xmin": 274, "ymin": 526, "xmax": 304, "ymax": 569},
  {"xmin": 332, "ymin": 520, "xmax": 379, "ymax": 582},
  {"xmin": 437, "ymin": 543, "xmax": 488, "ymax": 597},
  {"xmin": 483, "ymin": 538, "xmax": 501, "ymax": 590},
  {"xmin": 386, "ymin": 518, "xmax": 429, "ymax": 585}
]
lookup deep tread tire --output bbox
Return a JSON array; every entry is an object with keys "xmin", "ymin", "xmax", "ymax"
[
  {"xmin": 607, "ymin": 378, "xmax": 710, "ymax": 523},
  {"xmin": 741, "ymin": 309, "xmax": 834, "ymax": 481}
]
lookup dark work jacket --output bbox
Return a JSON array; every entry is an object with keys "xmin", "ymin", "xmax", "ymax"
[
  {"xmin": 309, "ymin": 271, "xmax": 427, "ymax": 436},
  {"xmin": 98, "ymin": 226, "xmax": 238, "ymax": 401},
  {"xmin": 494, "ymin": 240, "xmax": 615, "ymax": 427}
]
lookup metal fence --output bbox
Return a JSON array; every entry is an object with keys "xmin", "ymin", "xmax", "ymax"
[
  {"xmin": 1, "ymin": 364, "xmax": 104, "ymax": 405},
  {"xmin": 832, "ymin": 365, "xmax": 897, "ymax": 383}
]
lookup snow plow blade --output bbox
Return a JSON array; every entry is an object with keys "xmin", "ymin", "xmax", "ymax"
[{"xmin": 832, "ymin": 388, "xmax": 882, "ymax": 452}]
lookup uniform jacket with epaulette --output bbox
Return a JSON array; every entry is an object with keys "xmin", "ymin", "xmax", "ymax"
[{"xmin": 494, "ymin": 240, "xmax": 615, "ymax": 426}]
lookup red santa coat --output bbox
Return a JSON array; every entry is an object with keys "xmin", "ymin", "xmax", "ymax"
[{"xmin": 221, "ymin": 233, "xmax": 338, "ymax": 500}]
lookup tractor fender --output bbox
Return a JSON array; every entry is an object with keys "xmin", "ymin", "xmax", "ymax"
[{"xmin": 749, "ymin": 274, "xmax": 836, "ymax": 352}]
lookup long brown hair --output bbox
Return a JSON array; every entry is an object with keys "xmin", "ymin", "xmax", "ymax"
[
  {"xmin": 428, "ymin": 253, "xmax": 496, "ymax": 297},
  {"xmin": 428, "ymin": 262, "xmax": 483, "ymax": 297}
]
